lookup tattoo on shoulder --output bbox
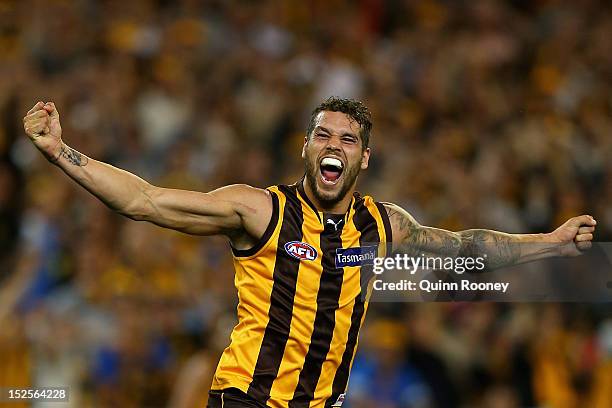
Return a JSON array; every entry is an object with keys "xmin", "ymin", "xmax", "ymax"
[
  {"xmin": 385, "ymin": 207, "xmax": 415, "ymax": 235},
  {"xmin": 58, "ymin": 145, "xmax": 88, "ymax": 166},
  {"xmin": 384, "ymin": 203, "xmax": 459, "ymax": 256}
]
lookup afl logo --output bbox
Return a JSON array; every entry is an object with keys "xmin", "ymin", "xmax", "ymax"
[{"xmin": 284, "ymin": 241, "xmax": 318, "ymax": 261}]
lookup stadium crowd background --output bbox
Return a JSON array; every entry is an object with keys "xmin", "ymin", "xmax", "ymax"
[{"xmin": 1, "ymin": 0, "xmax": 611, "ymax": 407}]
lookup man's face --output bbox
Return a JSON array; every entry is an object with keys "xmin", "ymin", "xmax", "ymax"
[{"xmin": 302, "ymin": 111, "xmax": 370, "ymax": 206}]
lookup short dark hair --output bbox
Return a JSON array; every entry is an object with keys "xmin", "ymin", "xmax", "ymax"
[{"xmin": 306, "ymin": 97, "xmax": 373, "ymax": 149}]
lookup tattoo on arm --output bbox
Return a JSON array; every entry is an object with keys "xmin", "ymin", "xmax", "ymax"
[
  {"xmin": 385, "ymin": 203, "xmax": 522, "ymax": 271},
  {"xmin": 459, "ymin": 230, "xmax": 521, "ymax": 270},
  {"xmin": 55, "ymin": 145, "xmax": 88, "ymax": 166},
  {"xmin": 386, "ymin": 204, "xmax": 462, "ymax": 258}
]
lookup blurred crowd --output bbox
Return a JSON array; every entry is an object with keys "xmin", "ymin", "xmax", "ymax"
[{"xmin": 1, "ymin": 0, "xmax": 611, "ymax": 407}]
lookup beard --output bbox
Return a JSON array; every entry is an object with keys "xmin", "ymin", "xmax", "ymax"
[{"xmin": 304, "ymin": 156, "xmax": 360, "ymax": 207}]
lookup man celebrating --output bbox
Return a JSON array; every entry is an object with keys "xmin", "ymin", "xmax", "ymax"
[{"xmin": 22, "ymin": 97, "xmax": 596, "ymax": 407}]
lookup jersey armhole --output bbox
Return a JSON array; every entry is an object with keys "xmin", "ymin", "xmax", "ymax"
[
  {"xmin": 375, "ymin": 201, "xmax": 393, "ymax": 256},
  {"xmin": 231, "ymin": 189, "xmax": 280, "ymax": 258}
]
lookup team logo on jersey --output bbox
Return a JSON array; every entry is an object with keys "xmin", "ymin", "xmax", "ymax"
[
  {"xmin": 284, "ymin": 241, "xmax": 318, "ymax": 261},
  {"xmin": 331, "ymin": 393, "xmax": 346, "ymax": 407},
  {"xmin": 335, "ymin": 245, "xmax": 378, "ymax": 268}
]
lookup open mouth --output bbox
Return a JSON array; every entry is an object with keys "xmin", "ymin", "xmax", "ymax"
[{"xmin": 319, "ymin": 157, "xmax": 344, "ymax": 185}]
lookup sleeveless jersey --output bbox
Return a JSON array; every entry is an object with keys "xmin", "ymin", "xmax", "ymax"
[{"xmin": 211, "ymin": 182, "xmax": 392, "ymax": 407}]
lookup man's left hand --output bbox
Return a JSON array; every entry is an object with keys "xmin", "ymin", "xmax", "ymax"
[{"xmin": 549, "ymin": 215, "xmax": 597, "ymax": 257}]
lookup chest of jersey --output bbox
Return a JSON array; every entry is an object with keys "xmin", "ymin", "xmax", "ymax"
[{"xmin": 214, "ymin": 184, "xmax": 391, "ymax": 407}]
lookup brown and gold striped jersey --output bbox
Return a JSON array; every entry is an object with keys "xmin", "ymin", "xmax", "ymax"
[{"xmin": 211, "ymin": 181, "xmax": 391, "ymax": 407}]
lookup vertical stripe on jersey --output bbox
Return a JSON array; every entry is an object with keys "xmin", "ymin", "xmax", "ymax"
[
  {"xmin": 310, "ymin": 200, "xmax": 360, "ymax": 405},
  {"xmin": 325, "ymin": 198, "xmax": 381, "ymax": 406},
  {"xmin": 268, "ymin": 195, "xmax": 323, "ymax": 403},
  {"xmin": 247, "ymin": 185, "xmax": 304, "ymax": 403},
  {"xmin": 375, "ymin": 202, "xmax": 393, "ymax": 256},
  {"xmin": 289, "ymin": 217, "xmax": 346, "ymax": 407}
]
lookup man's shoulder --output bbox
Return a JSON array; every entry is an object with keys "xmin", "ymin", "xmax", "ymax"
[
  {"xmin": 211, "ymin": 184, "xmax": 272, "ymax": 208},
  {"xmin": 376, "ymin": 201, "xmax": 410, "ymax": 218}
]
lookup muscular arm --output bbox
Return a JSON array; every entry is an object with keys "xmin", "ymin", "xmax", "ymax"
[
  {"xmin": 383, "ymin": 203, "xmax": 596, "ymax": 271},
  {"xmin": 23, "ymin": 102, "xmax": 272, "ymax": 243}
]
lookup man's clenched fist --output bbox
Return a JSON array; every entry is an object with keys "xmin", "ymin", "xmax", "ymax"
[
  {"xmin": 23, "ymin": 101, "xmax": 63, "ymax": 162},
  {"xmin": 549, "ymin": 215, "xmax": 597, "ymax": 256}
]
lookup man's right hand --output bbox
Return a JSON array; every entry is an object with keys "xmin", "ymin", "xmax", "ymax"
[
  {"xmin": 22, "ymin": 101, "xmax": 63, "ymax": 162},
  {"xmin": 20, "ymin": 101, "xmax": 273, "ymax": 244}
]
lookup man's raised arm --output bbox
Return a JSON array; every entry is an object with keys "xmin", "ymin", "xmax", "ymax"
[
  {"xmin": 22, "ymin": 102, "xmax": 271, "ymax": 241},
  {"xmin": 383, "ymin": 203, "xmax": 596, "ymax": 271}
]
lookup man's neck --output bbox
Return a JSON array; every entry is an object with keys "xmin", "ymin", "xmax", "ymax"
[{"xmin": 301, "ymin": 178, "xmax": 355, "ymax": 214}]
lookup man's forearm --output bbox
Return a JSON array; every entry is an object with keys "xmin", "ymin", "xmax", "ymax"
[
  {"xmin": 386, "ymin": 203, "xmax": 594, "ymax": 271},
  {"xmin": 51, "ymin": 143, "xmax": 151, "ymax": 218},
  {"xmin": 395, "ymin": 226, "xmax": 557, "ymax": 271},
  {"xmin": 458, "ymin": 229, "xmax": 558, "ymax": 270}
]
